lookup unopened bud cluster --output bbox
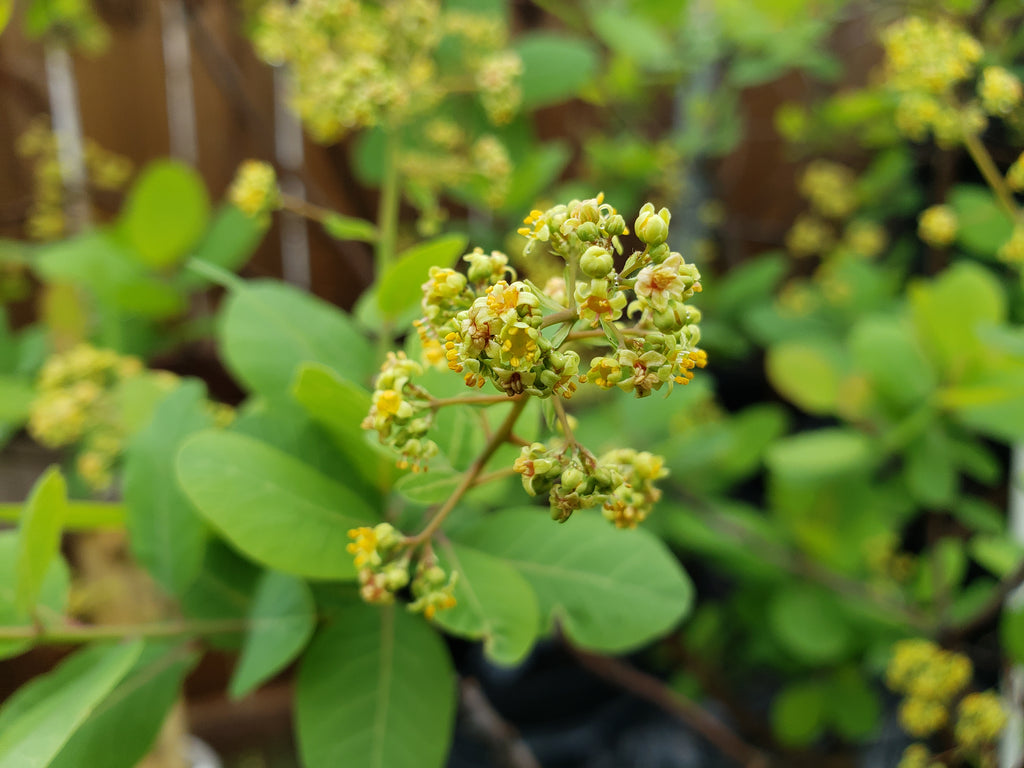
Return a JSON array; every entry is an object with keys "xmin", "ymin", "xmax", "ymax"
[
  {"xmin": 28, "ymin": 345, "xmax": 148, "ymax": 491},
  {"xmin": 228, "ymin": 160, "xmax": 279, "ymax": 221},
  {"xmin": 514, "ymin": 443, "xmax": 667, "ymax": 527},
  {"xmin": 881, "ymin": 16, "xmax": 1022, "ymax": 146},
  {"xmin": 918, "ymin": 205, "xmax": 958, "ymax": 248},
  {"xmin": 361, "ymin": 352, "xmax": 439, "ymax": 471},
  {"xmin": 346, "ymin": 523, "xmax": 457, "ymax": 618},
  {"xmin": 17, "ymin": 117, "xmax": 132, "ymax": 241},
  {"xmin": 251, "ymin": 0, "xmax": 521, "ymax": 143},
  {"xmin": 886, "ymin": 638, "xmax": 1006, "ymax": 760}
]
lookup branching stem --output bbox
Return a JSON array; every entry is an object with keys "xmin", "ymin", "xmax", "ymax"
[
  {"xmin": 0, "ymin": 618, "xmax": 251, "ymax": 644},
  {"xmin": 407, "ymin": 397, "xmax": 529, "ymax": 545}
]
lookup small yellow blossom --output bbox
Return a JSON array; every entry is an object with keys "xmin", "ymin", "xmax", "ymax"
[{"xmin": 918, "ymin": 205, "xmax": 958, "ymax": 247}]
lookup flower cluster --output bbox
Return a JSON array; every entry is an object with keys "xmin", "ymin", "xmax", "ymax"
[
  {"xmin": 251, "ymin": 1, "xmax": 521, "ymax": 143},
  {"xmin": 28, "ymin": 345, "xmax": 149, "ymax": 491},
  {"xmin": 513, "ymin": 442, "xmax": 667, "ymax": 527},
  {"xmin": 361, "ymin": 352, "xmax": 438, "ymax": 471},
  {"xmin": 346, "ymin": 523, "xmax": 457, "ymax": 618},
  {"xmin": 881, "ymin": 16, "xmax": 994, "ymax": 146},
  {"xmin": 798, "ymin": 160, "xmax": 858, "ymax": 220},
  {"xmin": 17, "ymin": 117, "xmax": 132, "ymax": 241},
  {"xmin": 228, "ymin": 160, "xmax": 279, "ymax": 221},
  {"xmin": 886, "ymin": 638, "xmax": 1006, "ymax": 761}
]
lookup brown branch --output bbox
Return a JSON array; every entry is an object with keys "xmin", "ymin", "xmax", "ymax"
[
  {"xmin": 460, "ymin": 678, "xmax": 541, "ymax": 768},
  {"xmin": 569, "ymin": 645, "xmax": 771, "ymax": 768}
]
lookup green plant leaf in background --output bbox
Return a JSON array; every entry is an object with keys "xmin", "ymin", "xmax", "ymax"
[
  {"xmin": 123, "ymin": 381, "xmax": 214, "ymax": 599},
  {"xmin": 457, "ymin": 508, "xmax": 693, "ymax": 653},
  {"xmin": 765, "ymin": 339, "xmax": 844, "ymax": 415},
  {"xmin": 434, "ymin": 542, "xmax": 540, "ymax": 666},
  {"xmin": 377, "ymin": 233, "xmax": 468, "ymax": 318},
  {"xmin": 220, "ymin": 280, "xmax": 375, "ymax": 399},
  {"xmin": 118, "ymin": 160, "xmax": 210, "ymax": 269},
  {"xmin": 0, "ymin": 0, "xmax": 11, "ymax": 35},
  {"xmin": 177, "ymin": 431, "xmax": 376, "ymax": 579},
  {"xmin": 516, "ymin": 33, "xmax": 599, "ymax": 108},
  {"xmin": 949, "ymin": 184, "xmax": 1015, "ymax": 258},
  {"xmin": 771, "ymin": 680, "xmax": 826, "ymax": 747},
  {"xmin": 14, "ymin": 466, "xmax": 66, "ymax": 614},
  {"xmin": 49, "ymin": 642, "xmax": 197, "ymax": 768},
  {"xmin": 0, "ymin": 532, "xmax": 69, "ymax": 660},
  {"xmin": 230, "ymin": 571, "xmax": 316, "ymax": 699},
  {"xmin": 849, "ymin": 316, "xmax": 936, "ymax": 411},
  {"xmin": 322, "ymin": 213, "xmax": 378, "ymax": 243},
  {"xmin": 297, "ymin": 603, "xmax": 456, "ymax": 768},
  {"xmin": 176, "ymin": 205, "xmax": 265, "ymax": 290},
  {"xmin": 290, "ymin": 362, "xmax": 397, "ymax": 490},
  {"xmin": 768, "ymin": 585, "xmax": 853, "ymax": 664},
  {"xmin": 393, "ymin": 470, "xmax": 462, "ymax": 505},
  {"xmin": 0, "ymin": 640, "xmax": 142, "ymax": 768},
  {"xmin": 180, "ymin": 541, "xmax": 260, "ymax": 652},
  {"xmin": 0, "ymin": 376, "xmax": 34, "ymax": 423}
]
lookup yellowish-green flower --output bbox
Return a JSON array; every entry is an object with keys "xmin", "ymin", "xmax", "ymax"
[
  {"xmin": 918, "ymin": 204, "xmax": 958, "ymax": 247},
  {"xmin": 229, "ymin": 160, "xmax": 278, "ymax": 218},
  {"xmin": 955, "ymin": 692, "xmax": 1007, "ymax": 750},
  {"xmin": 979, "ymin": 66, "xmax": 1023, "ymax": 116}
]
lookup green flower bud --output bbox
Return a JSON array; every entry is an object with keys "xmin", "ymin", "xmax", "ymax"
[
  {"xmin": 648, "ymin": 243, "xmax": 671, "ymax": 263},
  {"xmin": 636, "ymin": 203, "xmax": 670, "ymax": 245},
  {"xmin": 580, "ymin": 245, "xmax": 615, "ymax": 278},
  {"xmin": 579, "ymin": 200, "xmax": 600, "ymax": 223},
  {"xmin": 576, "ymin": 221, "xmax": 600, "ymax": 241},
  {"xmin": 605, "ymin": 214, "xmax": 626, "ymax": 236},
  {"xmin": 561, "ymin": 465, "xmax": 586, "ymax": 491}
]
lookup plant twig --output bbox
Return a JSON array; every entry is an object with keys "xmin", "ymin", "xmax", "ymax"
[
  {"xmin": 0, "ymin": 618, "xmax": 253, "ymax": 644},
  {"xmin": 407, "ymin": 398, "xmax": 529, "ymax": 545},
  {"xmin": 460, "ymin": 678, "xmax": 541, "ymax": 768},
  {"xmin": 962, "ymin": 123, "xmax": 1019, "ymax": 219},
  {"xmin": 569, "ymin": 645, "xmax": 771, "ymax": 768}
]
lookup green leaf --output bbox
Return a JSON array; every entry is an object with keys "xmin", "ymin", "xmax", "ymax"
[
  {"xmin": 970, "ymin": 536, "xmax": 1024, "ymax": 577},
  {"xmin": 322, "ymin": 213, "xmax": 378, "ymax": 243},
  {"xmin": 849, "ymin": 316, "xmax": 935, "ymax": 410},
  {"xmin": 0, "ymin": 376, "xmax": 34, "ymax": 422},
  {"xmin": 826, "ymin": 669, "xmax": 881, "ymax": 740},
  {"xmin": 0, "ymin": 1, "xmax": 12, "ymax": 35},
  {"xmin": 765, "ymin": 340, "xmax": 844, "ymax": 415},
  {"xmin": 290, "ymin": 363, "xmax": 397, "ymax": 490},
  {"xmin": 220, "ymin": 280, "xmax": 374, "ymax": 398},
  {"xmin": 377, "ymin": 234, "xmax": 467, "ymax": 318},
  {"xmin": 118, "ymin": 160, "xmax": 210, "ymax": 269},
  {"xmin": 123, "ymin": 381, "xmax": 213, "ymax": 598},
  {"xmin": 910, "ymin": 263, "xmax": 1005, "ymax": 381},
  {"xmin": 769, "ymin": 586, "xmax": 852, "ymax": 664},
  {"xmin": 433, "ymin": 404, "xmax": 483, "ymax": 471},
  {"xmin": 434, "ymin": 542, "xmax": 540, "ymax": 666},
  {"xmin": 297, "ymin": 603, "xmax": 456, "ymax": 768},
  {"xmin": 767, "ymin": 428, "xmax": 872, "ymax": 483},
  {"xmin": 230, "ymin": 572, "xmax": 316, "ymax": 699},
  {"xmin": 177, "ymin": 205, "xmax": 264, "ymax": 290},
  {"xmin": 1002, "ymin": 606, "xmax": 1024, "ymax": 665},
  {"xmin": 591, "ymin": 9, "xmax": 674, "ymax": 69},
  {"xmin": 771, "ymin": 681, "xmax": 826, "ymax": 747},
  {"xmin": 949, "ymin": 184, "xmax": 1015, "ymax": 258},
  {"xmin": 34, "ymin": 231, "xmax": 186, "ymax": 320},
  {"xmin": 177, "ymin": 431, "xmax": 376, "ymax": 579},
  {"xmin": 457, "ymin": 508, "xmax": 693, "ymax": 653},
  {"xmin": 0, "ymin": 532, "xmax": 70, "ymax": 660},
  {"xmin": 49, "ymin": 642, "xmax": 197, "ymax": 768},
  {"xmin": 393, "ymin": 470, "xmax": 461, "ymax": 505},
  {"xmin": 0, "ymin": 640, "xmax": 142, "ymax": 768},
  {"xmin": 905, "ymin": 423, "xmax": 957, "ymax": 507},
  {"xmin": 15, "ymin": 466, "xmax": 66, "ymax": 614},
  {"xmin": 180, "ymin": 540, "xmax": 260, "ymax": 651},
  {"xmin": 516, "ymin": 33, "xmax": 599, "ymax": 108}
]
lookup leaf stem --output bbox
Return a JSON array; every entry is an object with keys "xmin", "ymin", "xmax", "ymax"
[
  {"xmin": 429, "ymin": 394, "xmax": 524, "ymax": 409},
  {"xmin": 407, "ymin": 397, "xmax": 528, "ymax": 545},
  {"xmin": 279, "ymin": 192, "xmax": 330, "ymax": 223},
  {"xmin": 0, "ymin": 618, "xmax": 252, "ymax": 645},
  {"xmin": 962, "ymin": 123, "xmax": 1019, "ymax": 219},
  {"xmin": 539, "ymin": 307, "xmax": 577, "ymax": 330}
]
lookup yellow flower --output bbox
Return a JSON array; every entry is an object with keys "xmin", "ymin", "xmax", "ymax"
[
  {"xmin": 228, "ymin": 160, "xmax": 279, "ymax": 218},
  {"xmin": 918, "ymin": 205, "xmax": 958, "ymax": 247},
  {"xmin": 956, "ymin": 692, "xmax": 1007, "ymax": 749}
]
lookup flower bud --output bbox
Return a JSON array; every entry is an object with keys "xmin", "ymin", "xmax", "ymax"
[
  {"xmin": 579, "ymin": 200, "xmax": 600, "ymax": 223},
  {"xmin": 580, "ymin": 245, "xmax": 615, "ymax": 278},
  {"xmin": 605, "ymin": 214, "xmax": 626, "ymax": 236},
  {"xmin": 576, "ymin": 221, "xmax": 600, "ymax": 241},
  {"xmin": 560, "ymin": 465, "xmax": 586, "ymax": 491},
  {"xmin": 636, "ymin": 204, "xmax": 670, "ymax": 245}
]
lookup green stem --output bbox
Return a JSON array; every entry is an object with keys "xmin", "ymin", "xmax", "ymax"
[
  {"xmin": 408, "ymin": 397, "xmax": 528, "ymax": 545},
  {"xmin": 962, "ymin": 124, "xmax": 1019, "ymax": 219},
  {"xmin": 377, "ymin": 129, "xmax": 402, "ymax": 275},
  {"xmin": 279, "ymin": 193, "xmax": 330, "ymax": 223},
  {"xmin": 430, "ymin": 394, "xmax": 523, "ymax": 409},
  {"xmin": 539, "ymin": 308, "xmax": 577, "ymax": 330},
  {"xmin": 0, "ymin": 618, "xmax": 252, "ymax": 644}
]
